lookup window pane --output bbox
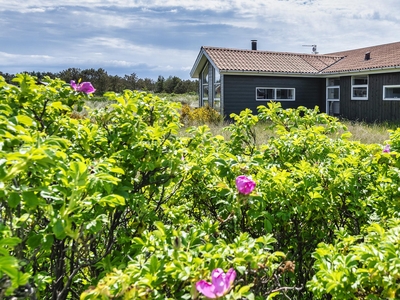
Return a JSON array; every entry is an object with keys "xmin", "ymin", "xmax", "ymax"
[
  {"xmin": 215, "ymin": 71, "xmax": 220, "ymax": 83},
  {"xmin": 257, "ymin": 88, "xmax": 266, "ymax": 99},
  {"xmin": 266, "ymin": 89, "xmax": 274, "ymax": 99},
  {"xmin": 276, "ymin": 89, "xmax": 293, "ymax": 99},
  {"xmin": 257, "ymin": 88, "xmax": 274, "ymax": 99},
  {"xmin": 353, "ymin": 76, "xmax": 368, "ymax": 85},
  {"xmin": 202, "ymin": 64, "xmax": 209, "ymax": 83},
  {"xmin": 202, "ymin": 85, "xmax": 209, "ymax": 100},
  {"xmin": 214, "ymin": 83, "xmax": 221, "ymax": 99},
  {"xmin": 328, "ymin": 78, "xmax": 340, "ymax": 86},
  {"xmin": 327, "ymin": 87, "xmax": 339, "ymax": 99},
  {"xmin": 385, "ymin": 87, "xmax": 400, "ymax": 99},
  {"xmin": 353, "ymin": 87, "xmax": 367, "ymax": 98}
]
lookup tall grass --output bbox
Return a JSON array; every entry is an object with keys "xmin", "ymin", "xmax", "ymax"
[
  {"xmin": 84, "ymin": 93, "xmax": 394, "ymax": 145},
  {"xmin": 341, "ymin": 120, "xmax": 391, "ymax": 144},
  {"xmin": 200, "ymin": 120, "xmax": 391, "ymax": 145}
]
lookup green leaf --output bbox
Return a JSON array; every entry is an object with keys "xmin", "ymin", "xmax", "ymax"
[
  {"xmin": 8, "ymin": 192, "xmax": 21, "ymax": 208},
  {"xmin": 27, "ymin": 234, "xmax": 43, "ymax": 248},
  {"xmin": 0, "ymin": 256, "xmax": 19, "ymax": 278},
  {"xmin": 264, "ymin": 219, "xmax": 273, "ymax": 233},
  {"xmin": 22, "ymin": 191, "xmax": 39, "ymax": 209},
  {"xmin": 16, "ymin": 115, "xmax": 34, "ymax": 127},
  {"xmin": 266, "ymin": 292, "xmax": 280, "ymax": 299},
  {"xmin": 52, "ymin": 219, "xmax": 66, "ymax": 239},
  {"xmin": 98, "ymin": 194, "xmax": 125, "ymax": 207},
  {"xmin": 149, "ymin": 255, "xmax": 159, "ymax": 274},
  {"xmin": 0, "ymin": 237, "xmax": 21, "ymax": 248}
]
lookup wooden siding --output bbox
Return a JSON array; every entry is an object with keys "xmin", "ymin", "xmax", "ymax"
[
  {"xmin": 222, "ymin": 75, "xmax": 325, "ymax": 118},
  {"xmin": 340, "ymin": 72, "xmax": 400, "ymax": 122}
]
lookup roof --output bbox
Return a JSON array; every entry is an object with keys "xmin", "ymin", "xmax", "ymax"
[
  {"xmin": 190, "ymin": 41, "xmax": 400, "ymax": 78},
  {"xmin": 323, "ymin": 41, "xmax": 400, "ymax": 73}
]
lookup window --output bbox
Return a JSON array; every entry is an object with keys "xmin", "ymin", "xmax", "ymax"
[
  {"xmin": 326, "ymin": 78, "xmax": 340, "ymax": 116},
  {"xmin": 201, "ymin": 63, "xmax": 209, "ymax": 106},
  {"xmin": 327, "ymin": 87, "xmax": 340, "ymax": 100},
  {"xmin": 213, "ymin": 71, "xmax": 221, "ymax": 110},
  {"xmin": 383, "ymin": 85, "xmax": 400, "ymax": 100},
  {"xmin": 327, "ymin": 78, "xmax": 340, "ymax": 86},
  {"xmin": 256, "ymin": 87, "xmax": 295, "ymax": 101},
  {"xmin": 351, "ymin": 75, "xmax": 368, "ymax": 100},
  {"xmin": 327, "ymin": 78, "xmax": 340, "ymax": 101}
]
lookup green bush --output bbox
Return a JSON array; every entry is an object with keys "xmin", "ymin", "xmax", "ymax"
[
  {"xmin": 308, "ymin": 219, "xmax": 400, "ymax": 299},
  {"xmin": 1, "ymin": 76, "xmax": 399, "ymax": 299}
]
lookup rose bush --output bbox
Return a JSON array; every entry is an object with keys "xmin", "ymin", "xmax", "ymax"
[{"xmin": 1, "ymin": 75, "xmax": 399, "ymax": 299}]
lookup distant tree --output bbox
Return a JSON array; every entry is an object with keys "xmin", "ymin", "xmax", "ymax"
[
  {"xmin": 110, "ymin": 75, "xmax": 124, "ymax": 93},
  {"xmin": 123, "ymin": 73, "xmax": 138, "ymax": 91},
  {"xmin": 57, "ymin": 68, "xmax": 83, "ymax": 83},
  {"xmin": 0, "ymin": 71, "xmax": 16, "ymax": 83},
  {"xmin": 186, "ymin": 79, "xmax": 199, "ymax": 94},
  {"xmin": 173, "ymin": 81, "xmax": 187, "ymax": 94},
  {"xmin": 164, "ymin": 76, "xmax": 181, "ymax": 94},
  {"xmin": 154, "ymin": 75, "xmax": 165, "ymax": 93},
  {"xmin": 0, "ymin": 68, "xmax": 198, "ymax": 95},
  {"xmin": 78, "ymin": 68, "xmax": 110, "ymax": 95},
  {"xmin": 136, "ymin": 78, "xmax": 155, "ymax": 91}
]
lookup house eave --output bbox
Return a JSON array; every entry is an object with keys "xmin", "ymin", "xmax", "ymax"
[
  {"xmin": 218, "ymin": 65, "xmax": 400, "ymax": 78},
  {"xmin": 190, "ymin": 47, "xmax": 220, "ymax": 78},
  {"xmin": 320, "ymin": 65, "xmax": 400, "ymax": 76},
  {"xmin": 219, "ymin": 70, "xmax": 322, "ymax": 78}
]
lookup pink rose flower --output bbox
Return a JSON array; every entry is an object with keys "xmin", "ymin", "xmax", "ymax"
[
  {"xmin": 70, "ymin": 80, "xmax": 96, "ymax": 94},
  {"xmin": 383, "ymin": 144, "xmax": 390, "ymax": 153},
  {"xmin": 196, "ymin": 268, "xmax": 236, "ymax": 299},
  {"xmin": 235, "ymin": 175, "xmax": 256, "ymax": 195}
]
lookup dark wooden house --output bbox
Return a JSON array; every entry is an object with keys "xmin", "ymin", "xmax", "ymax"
[{"xmin": 190, "ymin": 41, "xmax": 400, "ymax": 122}]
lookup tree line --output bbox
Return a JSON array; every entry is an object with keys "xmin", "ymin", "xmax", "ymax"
[{"xmin": 0, "ymin": 68, "xmax": 199, "ymax": 95}]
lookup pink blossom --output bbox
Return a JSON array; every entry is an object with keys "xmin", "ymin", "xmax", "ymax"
[
  {"xmin": 196, "ymin": 268, "xmax": 236, "ymax": 299},
  {"xmin": 70, "ymin": 80, "xmax": 96, "ymax": 94},
  {"xmin": 383, "ymin": 144, "xmax": 390, "ymax": 153},
  {"xmin": 235, "ymin": 175, "xmax": 256, "ymax": 195}
]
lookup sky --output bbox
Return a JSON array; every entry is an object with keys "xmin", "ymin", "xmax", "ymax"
[{"xmin": 1, "ymin": 0, "xmax": 399, "ymax": 81}]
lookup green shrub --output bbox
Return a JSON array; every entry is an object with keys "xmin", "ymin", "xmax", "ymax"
[
  {"xmin": 1, "ymin": 76, "xmax": 399, "ymax": 299},
  {"xmin": 308, "ymin": 219, "xmax": 400, "ymax": 299}
]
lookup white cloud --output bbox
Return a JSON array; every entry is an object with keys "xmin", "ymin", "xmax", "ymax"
[{"xmin": 1, "ymin": 0, "xmax": 400, "ymax": 79}]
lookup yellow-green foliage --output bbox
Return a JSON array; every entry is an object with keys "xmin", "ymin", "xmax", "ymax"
[{"xmin": 180, "ymin": 104, "xmax": 223, "ymax": 125}]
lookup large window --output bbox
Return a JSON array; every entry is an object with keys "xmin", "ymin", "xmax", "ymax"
[
  {"xmin": 351, "ymin": 75, "xmax": 368, "ymax": 100},
  {"xmin": 383, "ymin": 85, "xmax": 400, "ymax": 100},
  {"xmin": 213, "ymin": 71, "xmax": 221, "ymax": 110},
  {"xmin": 201, "ymin": 63, "xmax": 209, "ymax": 106},
  {"xmin": 256, "ymin": 87, "xmax": 295, "ymax": 101}
]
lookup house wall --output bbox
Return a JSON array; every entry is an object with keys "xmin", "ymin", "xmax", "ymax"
[
  {"xmin": 222, "ymin": 75, "xmax": 326, "ymax": 118},
  {"xmin": 340, "ymin": 72, "xmax": 400, "ymax": 122}
]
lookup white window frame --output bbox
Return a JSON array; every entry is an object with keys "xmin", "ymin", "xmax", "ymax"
[
  {"xmin": 383, "ymin": 85, "xmax": 400, "ymax": 101},
  {"xmin": 201, "ymin": 63, "xmax": 209, "ymax": 106},
  {"xmin": 256, "ymin": 87, "xmax": 295, "ymax": 101},
  {"xmin": 351, "ymin": 75, "xmax": 368, "ymax": 100},
  {"xmin": 326, "ymin": 78, "xmax": 340, "ymax": 115},
  {"xmin": 327, "ymin": 87, "xmax": 340, "ymax": 101}
]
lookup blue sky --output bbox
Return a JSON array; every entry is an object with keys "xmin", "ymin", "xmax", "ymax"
[{"xmin": 1, "ymin": 0, "xmax": 399, "ymax": 80}]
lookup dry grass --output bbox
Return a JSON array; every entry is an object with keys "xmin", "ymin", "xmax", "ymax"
[
  {"xmin": 182, "ymin": 120, "xmax": 392, "ymax": 146},
  {"xmin": 83, "ymin": 94, "xmax": 393, "ymax": 146},
  {"xmin": 341, "ymin": 120, "xmax": 391, "ymax": 145},
  {"xmin": 155, "ymin": 93, "xmax": 198, "ymax": 107}
]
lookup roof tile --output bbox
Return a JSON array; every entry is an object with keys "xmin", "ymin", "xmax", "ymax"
[
  {"xmin": 201, "ymin": 41, "xmax": 400, "ymax": 75},
  {"xmin": 203, "ymin": 47, "xmax": 342, "ymax": 74}
]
